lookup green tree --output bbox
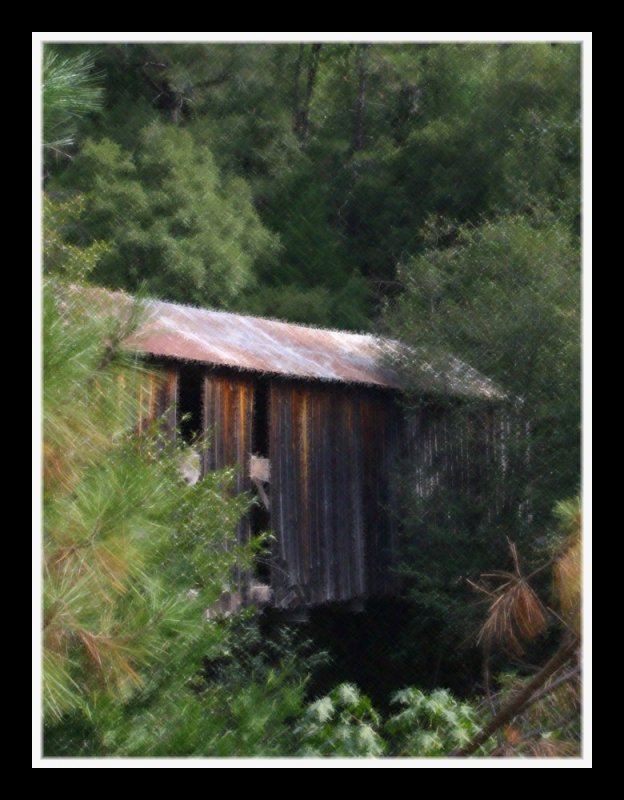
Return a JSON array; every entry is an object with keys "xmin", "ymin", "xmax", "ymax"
[
  {"xmin": 382, "ymin": 213, "xmax": 580, "ymax": 687},
  {"xmin": 42, "ymin": 279, "xmax": 326, "ymax": 757},
  {"xmin": 43, "ymin": 194, "xmax": 110, "ymax": 281},
  {"xmin": 52, "ymin": 124, "xmax": 280, "ymax": 307},
  {"xmin": 43, "ymin": 279, "xmax": 250, "ymax": 750},
  {"xmin": 48, "ymin": 43, "xmax": 580, "ymax": 325},
  {"xmin": 386, "ymin": 214, "xmax": 580, "ymax": 519}
]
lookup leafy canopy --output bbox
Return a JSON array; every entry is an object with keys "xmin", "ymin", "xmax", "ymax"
[{"xmin": 53, "ymin": 124, "xmax": 280, "ymax": 308}]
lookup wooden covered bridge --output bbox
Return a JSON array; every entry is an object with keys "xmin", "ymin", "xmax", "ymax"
[{"xmin": 105, "ymin": 290, "xmax": 507, "ymax": 612}]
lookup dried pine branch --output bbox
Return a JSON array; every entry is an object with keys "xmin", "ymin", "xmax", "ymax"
[{"xmin": 476, "ymin": 569, "xmax": 547, "ymax": 657}]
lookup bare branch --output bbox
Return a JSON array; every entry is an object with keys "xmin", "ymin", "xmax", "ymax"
[{"xmin": 450, "ymin": 635, "xmax": 579, "ymax": 757}]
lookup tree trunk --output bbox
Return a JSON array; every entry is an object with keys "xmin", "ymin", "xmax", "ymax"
[
  {"xmin": 293, "ymin": 44, "xmax": 322, "ymax": 144},
  {"xmin": 353, "ymin": 44, "xmax": 369, "ymax": 152},
  {"xmin": 292, "ymin": 44, "xmax": 304, "ymax": 137}
]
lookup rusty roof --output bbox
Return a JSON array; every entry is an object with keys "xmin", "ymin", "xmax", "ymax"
[
  {"xmin": 75, "ymin": 286, "xmax": 505, "ymax": 399},
  {"xmin": 129, "ymin": 296, "xmax": 401, "ymax": 389}
]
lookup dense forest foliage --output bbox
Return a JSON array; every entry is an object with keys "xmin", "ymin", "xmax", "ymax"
[
  {"xmin": 45, "ymin": 43, "xmax": 579, "ymax": 327},
  {"xmin": 41, "ymin": 41, "xmax": 582, "ymax": 758}
]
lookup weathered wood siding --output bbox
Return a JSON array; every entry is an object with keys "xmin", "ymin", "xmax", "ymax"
[
  {"xmin": 142, "ymin": 365, "xmax": 515, "ymax": 612},
  {"xmin": 359, "ymin": 391, "xmax": 401, "ymax": 596},
  {"xmin": 269, "ymin": 381, "xmax": 400, "ymax": 609},
  {"xmin": 136, "ymin": 366, "xmax": 178, "ymax": 435},
  {"xmin": 404, "ymin": 402, "xmax": 523, "ymax": 525},
  {"xmin": 202, "ymin": 374, "xmax": 255, "ymax": 550}
]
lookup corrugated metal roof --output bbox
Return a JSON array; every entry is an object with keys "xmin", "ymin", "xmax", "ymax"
[
  {"xmin": 128, "ymin": 296, "xmax": 401, "ymax": 389},
  {"xmin": 77, "ymin": 286, "xmax": 505, "ymax": 399}
]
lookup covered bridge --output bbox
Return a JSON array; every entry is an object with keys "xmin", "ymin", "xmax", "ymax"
[{"xmin": 106, "ymin": 291, "xmax": 507, "ymax": 611}]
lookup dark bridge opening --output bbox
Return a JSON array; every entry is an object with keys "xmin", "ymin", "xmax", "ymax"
[
  {"xmin": 177, "ymin": 365, "xmax": 205, "ymax": 445},
  {"xmin": 253, "ymin": 379, "xmax": 270, "ymax": 457}
]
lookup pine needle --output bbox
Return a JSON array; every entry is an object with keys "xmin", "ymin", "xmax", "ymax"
[{"xmin": 475, "ymin": 541, "xmax": 547, "ymax": 657}]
